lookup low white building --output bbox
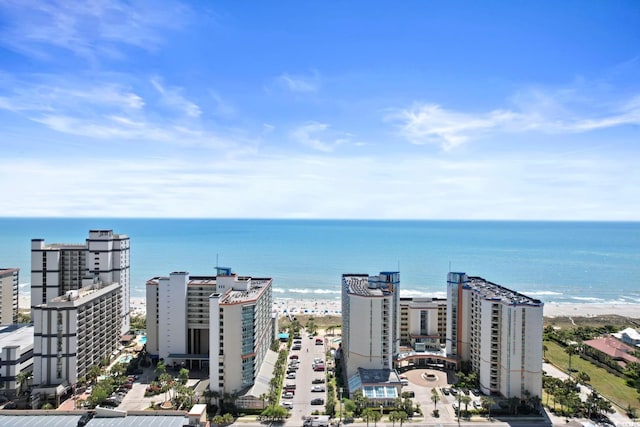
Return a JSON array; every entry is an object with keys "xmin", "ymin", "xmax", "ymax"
[{"xmin": 0, "ymin": 324, "xmax": 34, "ymax": 398}]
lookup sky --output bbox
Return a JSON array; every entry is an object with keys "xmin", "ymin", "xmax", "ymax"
[{"xmin": 0, "ymin": 1, "xmax": 639, "ymax": 220}]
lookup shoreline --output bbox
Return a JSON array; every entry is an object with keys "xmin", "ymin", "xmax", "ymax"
[{"xmin": 19, "ymin": 296, "xmax": 640, "ymax": 320}]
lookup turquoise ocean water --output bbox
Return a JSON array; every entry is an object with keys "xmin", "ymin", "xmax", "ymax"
[{"xmin": 0, "ymin": 218, "xmax": 639, "ymax": 305}]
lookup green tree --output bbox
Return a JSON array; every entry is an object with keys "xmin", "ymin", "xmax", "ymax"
[
  {"xmin": 460, "ymin": 394, "xmax": 471, "ymax": 416},
  {"xmin": 480, "ymin": 396, "xmax": 495, "ymax": 419},
  {"xmin": 576, "ymin": 371, "xmax": 590, "ymax": 385},
  {"xmin": 87, "ymin": 364, "xmax": 102, "ymax": 384},
  {"xmin": 15, "ymin": 371, "xmax": 32, "ymax": 396},
  {"xmin": 565, "ymin": 344, "xmax": 579, "ymax": 373},
  {"xmin": 430, "ymin": 388, "xmax": 440, "ymax": 410},
  {"xmin": 178, "ymin": 367, "xmax": 189, "ymax": 385}
]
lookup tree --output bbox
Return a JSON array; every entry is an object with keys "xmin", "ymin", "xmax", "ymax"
[
  {"xmin": 178, "ymin": 367, "xmax": 189, "ymax": 386},
  {"xmin": 565, "ymin": 344, "xmax": 579, "ymax": 373},
  {"xmin": 543, "ymin": 344, "xmax": 548, "ymax": 360},
  {"xmin": 431, "ymin": 388, "xmax": 440, "ymax": 410},
  {"xmin": 460, "ymin": 395, "xmax": 471, "ymax": 416},
  {"xmin": 15, "ymin": 371, "xmax": 32, "ymax": 396},
  {"xmin": 576, "ymin": 371, "xmax": 590, "ymax": 385},
  {"xmin": 87, "ymin": 364, "xmax": 102, "ymax": 384},
  {"xmin": 480, "ymin": 396, "xmax": 495, "ymax": 420}
]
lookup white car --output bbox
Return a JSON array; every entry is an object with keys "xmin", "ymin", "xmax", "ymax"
[
  {"xmin": 283, "ymin": 391, "xmax": 294, "ymax": 399},
  {"xmin": 281, "ymin": 401, "xmax": 293, "ymax": 409},
  {"xmin": 286, "ymin": 373, "xmax": 296, "ymax": 379},
  {"xmin": 311, "ymin": 385, "xmax": 325, "ymax": 392}
]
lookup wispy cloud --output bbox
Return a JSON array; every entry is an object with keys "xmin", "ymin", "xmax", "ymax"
[
  {"xmin": 277, "ymin": 72, "xmax": 320, "ymax": 93},
  {"xmin": 387, "ymin": 87, "xmax": 640, "ymax": 150},
  {"xmin": 291, "ymin": 122, "xmax": 350, "ymax": 152},
  {"xmin": 0, "ymin": 0, "xmax": 187, "ymax": 61},
  {"xmin": 150, "ymin": 76, "xmax": 201, "ymax": 118}
]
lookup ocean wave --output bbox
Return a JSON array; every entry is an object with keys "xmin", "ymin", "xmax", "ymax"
[
  {"xmin": 570, "ymin": 296, "xmax": 601, "ymax": 302},
  {"xmin": 524, "ymin": 290, "xmax": 563, "ymax": 296},
  {"xmin": 400, "ymin": 289, "xmax": 447, "ymax": 299},
  {"xmin": 273, "ymin": 287, "xmax": 341, "ymax": 295}
]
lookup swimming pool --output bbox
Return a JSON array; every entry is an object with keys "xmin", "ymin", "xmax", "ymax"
[
  {"xmin": 118, "ymin": 354, "xmax": 133, "ymax": 364},
  {"xmin": 139, "ymin": 335, "xmax": 147, "ymax": 345}
]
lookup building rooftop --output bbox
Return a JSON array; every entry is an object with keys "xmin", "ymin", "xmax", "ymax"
[
  {"xmin": 465, "ymin": 276, "xmax": 542, "ymax": 306},
  {"xmin": 47, "ymin": 282, "xmax": 120, "ymax": 306},
  {"xmin": 220, "ymin": 278, "xmax": 271, "ymax": 304},
  {"xmin": 584, "ymin": 336, "xmax": 640, "ymax": 365},
  {"xmin": 343, "ymin": 273, "xmax": 397, "ymax": 297},
  {"xmin": 0, "ymin": 324, "xmax": 34, "ymax": 350}
]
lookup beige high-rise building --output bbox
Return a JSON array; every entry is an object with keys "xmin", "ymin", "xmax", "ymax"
[
  {"xmin": 341, "ymin": 272, "xmax": 400, "ymax": 380},
  {"xmin": 446, "ymin": 272, "xmax": 543, "ymax": 399},
  {"xmin": 0, "ymin": 268, "xmax": 19, "ymax": 324}
]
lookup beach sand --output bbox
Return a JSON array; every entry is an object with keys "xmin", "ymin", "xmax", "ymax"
[{"xmin": 20, "ymin": 295, "xmax": 640, "ymax": 320}]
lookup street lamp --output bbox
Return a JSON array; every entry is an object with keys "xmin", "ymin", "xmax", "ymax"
[{"xmin": 339, "ymin": 387, "xmax": 343, "ymax": 426}]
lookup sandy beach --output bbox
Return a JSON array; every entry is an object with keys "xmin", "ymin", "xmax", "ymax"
[{"xmin": 20, "ymin": 295, "xmax": 640, "ymax": 320}]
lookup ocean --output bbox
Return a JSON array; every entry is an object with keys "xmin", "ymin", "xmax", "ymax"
[{"xmin": 1, "ymin": 218, "xmax": 639, "ymax": 305}]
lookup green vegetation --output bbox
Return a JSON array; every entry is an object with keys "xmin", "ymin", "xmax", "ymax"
[{"xmin": 544, "ymin": 338, "xmax": 639, "ymax": 412}]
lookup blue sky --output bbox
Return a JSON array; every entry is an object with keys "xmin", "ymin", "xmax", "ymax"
[{"xmin": 0, "ymin": 1, "xmax": 638, "ymax": 220}]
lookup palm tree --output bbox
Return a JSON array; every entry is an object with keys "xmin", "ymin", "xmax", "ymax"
[
  {"xmin": 543, "ymin": 344, "xmax": 548, "ymax": 360},
  {"xmin": 480, "ymin": 396, "xmax": 495, "ymax": 420},
  {"xmin": 15, "ymin": 371, "xmax": 32, "ymax": 396},
  {"xmin": 576, "ymin": 371, "xmax": 590, "ymax": 385},
  {"xmin": 460, "ymin": 395, "xmax": 471, "ymax": 416},
  {"xmin": 565, "ymin": 344, "xmax": 579, "ymax": 374},
  {"xmin": 431, "ymin": 388, "xmax": 440, "ymax": 410}
]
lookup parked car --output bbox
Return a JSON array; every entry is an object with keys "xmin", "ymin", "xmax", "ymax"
[
  {"xmin": 289, "ymin": 354, "xmax": 299, "ymax": 359},
  {"xmin": 311, "ymin": 385, "xmax": 325, "ymax": 392},
  {"xmin": 315, "ymin": 338, "xmax": 323, "ymax": 345},
  {"xmin": 284, "ymin": 383, "xmax": 296, "ymax": 390},
  {"xmin": 283, "ymin": 392, "xmax": 294, "ymax": 399},
  {"xmin": 281, "ymin": 401, "xmax": 293, "ymax": 409},
  {"xmin": 312, "ymin": 378, "xmax": 325, "ymax": 384},
  {"xmin": 450, "ymin": 388, "xmax": 458, "ymax": 396},
  {"xmin": 292, "ymin": 345, "xmax": 301, "ymax": 350},
  {"xmin": 442, "ymin": 388, "xmax": 450, "ymax": 395},
  {"xmin": 471, "ymin": 389, "xmax": 480, "ymax": 397},
  {"xmin": 313, "ymin": 365, "xmax": 325, "ymax": 371},
  {"xmin": 286, "ymin": 373, "xmax": 296, "ymax": 379},
  {"xmin": 310, "ymin": 398, "xmax": 325, "ymax": 405}
]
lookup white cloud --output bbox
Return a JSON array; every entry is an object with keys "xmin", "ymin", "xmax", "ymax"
[
  {"xmin": 2, "ymin": 151, "xmax": 638, "ymax": 220},
  {"xmin": 150, "ymin": 77, "xmax": 201, "ymax": 118},
  {"xmin": 0, "ymin": 0, "xmax": 188, "ymax": 61},
  {"xmin": 277, "ymin": 72, "xmax": 320, "ymax": 93},
  {"xmin": 291, "ymin": 122, "xmax": 350, "ymax": 152},
  {"xmin": 388, "ymin": 89, "xmax": 640, "ymax": 150}
]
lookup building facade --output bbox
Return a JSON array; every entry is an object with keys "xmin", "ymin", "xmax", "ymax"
[
  {"xmin": 32, "ymin": 282, "xmax": 122, "ymax": 386},
  {"xmin": 30, "ymin": 230, "xmax": 130, "ymax": 335},
  {"xmin": 209, "ymin": 268, "xmax": 273, "ymax": 395},
  {"xmin": 341, "ymin": 272, "xmax": 400, "ymax": 381},
  {"xmin": 446, "ymin": 272, "xmax": 543, "ymax": 399},
  {"xmin": 0, "ymin": 324, "xmax": 34, "ymax": 398},
  {"xmin": 399, "ymin": 297, "xmax": 447, "ymax": 350},
  {"xmin": 0, "ymin": 268, "xmax": 19, "ymax": 325},
  {"xmin": 146, "ymin": 268, "xmax": 274, "ymax": 395}
]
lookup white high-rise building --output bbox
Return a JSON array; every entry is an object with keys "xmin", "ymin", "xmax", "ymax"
[
  {"xmin": 341, "ymin": 272, "xmax": 400, "ymax": 380},
  {"xmin": 446, "ymin": 272, "xmax": 543, "ymax": 399},
  {"xmin": 146, "ymin": 267, "xmax": 274, "ymax": 396},
  {"xmin": 0, "ymin": 268, "xmax": 19, "ymax": 325},
  {"xmin": 31, "ymin": 230, "xmax": 130, "ymax": 335},
  {"xmin": 209, "ymin": 268, "xmax": 273, "ymax": 395},
  {"xmin": 32, "ymin": 282, "xmax": 122, "ymax": 387}
]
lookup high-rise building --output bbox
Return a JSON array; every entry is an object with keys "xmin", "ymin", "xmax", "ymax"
[
  {"xmin": 209, "ymin": 268, "xmax": 273, "ymax": 395},
  {"xmin": 341, "ymin": 272, "xmax": 400, "ymax": 381},
  {"xmin": 446, "ymin": 272, "xmax": 543, "ymax": 399},
  {"xmin": 31, "ymin": 230, "xmax": 130, "ymax": 335},
  {"xmin": 146, "ymin": 268, "xmax": 274, "ymax": 396},
  {"xmin": 0, "ymin": 268, "xmax": 19, "ymax": 324},
  {"xmin": 32, "ymin": 282, "xmax": 122, "ymax": 387},
  {"xmin": 145, "ymin": 272, "xmax": 217, "ymax": 368}
]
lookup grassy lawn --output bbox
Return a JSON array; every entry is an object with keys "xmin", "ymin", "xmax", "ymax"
[{"xmin": 544, "ymin": 340, "xmax": 639, "ymax": 412}]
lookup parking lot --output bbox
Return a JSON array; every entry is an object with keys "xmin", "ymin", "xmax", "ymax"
[{"xmin": 283, "ymin": 332, "xmax": 328, "ymax": 422}]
